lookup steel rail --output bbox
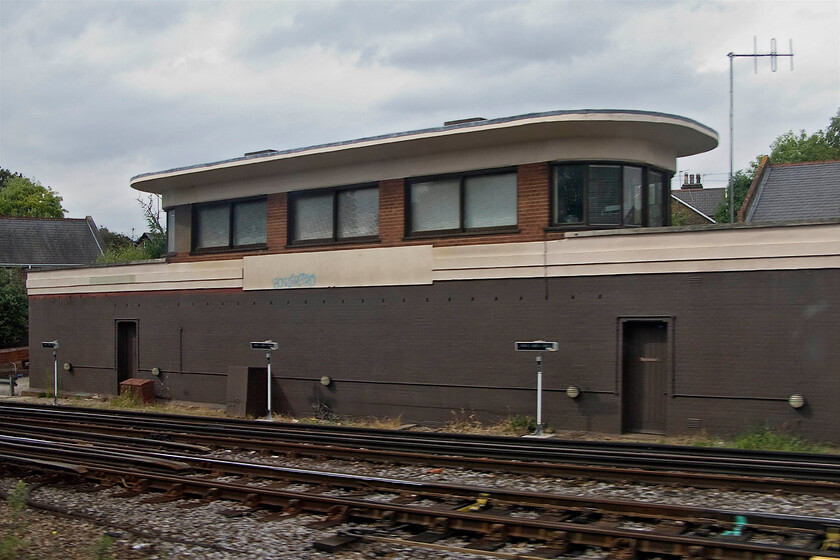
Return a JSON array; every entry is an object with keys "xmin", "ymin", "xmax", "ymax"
[
  {"xmin": 2, "ymin": 435, "xmax": 839, "ymax": 537},
  {"xmin": 0, "ymin": 403, "xmax": 838, "ymax": 486},
  {"xmin": 7, "ymin": 416, "xmax": 840, "ymax": 496},
  {"xmin": 2, "ymin": 444, "xmax": 838, "ymax": 560}
]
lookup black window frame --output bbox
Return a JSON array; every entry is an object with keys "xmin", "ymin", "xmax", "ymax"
[
  {"xmin": 287, "ymin": 183, "xmax": 380, "ymax": 247},
  {"xmin": 191, "ymin": 196, "xmax": 268, "ymax": 253},
  {"xmin": 405, "ymin": 167, "xmax": 519, "ymax": 238},
  {"xmin": 549, "ymin": 162, "xmax": 671, "ymax": 230}
]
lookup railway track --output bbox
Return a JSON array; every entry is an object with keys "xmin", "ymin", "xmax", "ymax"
[
  {"xmin": 1, "ymin": 433, "xmax": 839, "ymax": 560},
  {"xmin": 0, "ymin": 402, "xmax": 838, "ymax": 496}
]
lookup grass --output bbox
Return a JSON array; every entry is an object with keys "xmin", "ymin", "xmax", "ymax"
[{"xmin": 732, "ymin": 425, "xmax": 831, "ymax": 453}]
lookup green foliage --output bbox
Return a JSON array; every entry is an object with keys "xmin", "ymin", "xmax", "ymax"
[
  {"xmin": 0, "ymin": 169, "xmax": 22, "ymax": 192},
  {"xmin": 0, "ymin": 271, "xmax": 28, "ymax": 348},
  {"xmin": 98, "ymin": 227, "xmax": 134, "ymax": 253},
  {"xmin": 108, "ymin": 390, "xmax": 144, "ymax": 409},
  {"xmin": 95, "ymin": 244, "xmax": 149, "ymax": 264},
  {"xmin": 713, "ymin": 170, "xmax": 753, "ymax": 223},
  {"xmin": 733, "ymin": 425, "xmax": 829, "ymax": 453},
  {"xmin": 1, "ymin": 481, "xmax": 29, "ymax": 560},
  {"xmin": 761, "ymin": 109, "xmax": 840, "ymax": 165},
  {"xmin": 507, "ymin": 414, "xmax": 538, "ymax": 434},
  {"xmin": 0, "ymin": 175, "xmax": 66, "ymax": 218},
  {"xmin": 90, "ymin": 534, "xmax": 116, "ymax": 560},
  {"xmin": 138, "ymin": 194, "xmax": 166, "ymax": 259},
  {"xmin": 95, "ymin": 196, "xmax": 167, "ymax": 264}
]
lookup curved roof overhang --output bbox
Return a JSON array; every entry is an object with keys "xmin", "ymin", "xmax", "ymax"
[{"xmin": 131, "ymin": 109, "xmax": 718, "ymax": 195}]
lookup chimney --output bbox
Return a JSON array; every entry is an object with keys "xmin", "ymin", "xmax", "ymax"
[{"xmin": 681, "ymin": 173, "xmax": 704, "ymax": 189}]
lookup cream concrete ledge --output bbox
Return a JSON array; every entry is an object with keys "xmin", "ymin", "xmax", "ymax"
[
  {"xmin": 27, "ymin": 259, "xmax": 243, "ymax": 296},
  {"xmin": 243, "ymin": 245, "xmax": 434, "ymax": 290}
]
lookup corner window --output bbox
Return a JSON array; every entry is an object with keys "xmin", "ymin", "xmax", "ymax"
[
  {"xmin": 552, "ymin": 164, "xmax": 667, "ymax": 228},
  {"xmin": 408, "ymin": 170, "xmax": 517, "ymax": 235},
  {"xmin": 193, "ymin": 197, "xmax": 266, "ymax": 251},
  {"xmin": 166, "ymin": 208, "xmax": 176, "ymax": 253},
  {"xmin": 290, "ymin": 185, "xmax": 378, "ymax": 244}
]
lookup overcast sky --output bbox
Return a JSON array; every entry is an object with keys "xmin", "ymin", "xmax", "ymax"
[{"xmin": 1, "ymin": 0, "xmax": 838, "ymax": 236}]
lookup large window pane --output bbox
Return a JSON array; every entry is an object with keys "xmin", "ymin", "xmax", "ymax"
[
  {"xmin": 338, "ymin": 187, "xmax": 378, "ymax": 238},
  {"xmin": 294, "ymin": 193, "xmax": 333, "ymax": 241},
  {"xmin": 464, "ymin": 173, "xmax": 517, "ymax": 228},
  {"xmin": 233, "ymin": 199, "xmax": 266, "ymax": 246},
  {"xmin": 588, "ymin": 165, "xmax": 621, "ymax": 225},
  {"xmin": 195, "ymin": 203, "xmax": 229, "ymax": 249},
  {"xmin": 648, "ymin": 170, "xmax": 664, "ymax": 226},
  {"xmin": 410, "ymin": 180, "xmax": 460, "ymax": 232},
  {"xmin": 166, "ymin": 209, "xmax": 176, "ymax": 253},
  {"xmin": 623, "ymin": 166, "xmax": 643, "ymax": 226},
  {"xmin": 554, "ymin": 165, "xmax": 584, "ymax": 224}
]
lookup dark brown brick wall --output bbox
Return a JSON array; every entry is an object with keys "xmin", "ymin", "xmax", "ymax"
[{"xmin": 28, "ymin": 268, "xmax": 840, "ymax": 442}]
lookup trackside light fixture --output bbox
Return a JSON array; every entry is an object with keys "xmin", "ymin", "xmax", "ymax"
[
  {"xmin": 788, "ymin": 394, "xmax": 805, "ymax": 409},
  {"xmin": 251, "ymin": 341, "xmax": 279, "ymax": 421},
  {"xmin": 516, "ymin": 340, "xmax": 559, "ymax": 437}
]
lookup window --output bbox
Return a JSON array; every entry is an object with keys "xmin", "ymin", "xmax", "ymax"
[
  {"xmin": 166, "ymin": 208, "xmax": 176, "ymax": 253},
  {"xmin": 408, "ymin": 170, "xmax": 517, "ymax": 235},
  {"xmin": 290, "ymin": 185, "xmax": 378, "ymax": 243},
  {"xmin": 193, "ymin": 197, "xmax": 266, "ymax": 251},
  {"xmin": 552, "ymin": 164, "xmax": 668, "ymax": 228}
]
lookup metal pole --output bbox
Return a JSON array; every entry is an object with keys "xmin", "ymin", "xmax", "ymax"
[
  {"xmin": 53, "ymin": 349, "xmax": 58, "ymax": 406},
  {"xmin": 534, "ymin": 353, "xmax": 544, "ymax": 436},
  {"xmin": 8, "ymin": 363, "xmax": 16, "ymax": 397},
  {"xmin": 266, "ymin": 351, "xmax": 273, "ymax": 421},
  {"xmin": 728, "ymin": 52, "xmax": 735, "ymax": 223}
]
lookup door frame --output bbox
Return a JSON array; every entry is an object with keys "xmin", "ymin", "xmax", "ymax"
[
  {"xmin": 617, "ymin": 316, "xmax": 674, "ymax": 434},
  {"xmin": 115, "ymin": 319, "xmax": 139, "ymax": 387}
]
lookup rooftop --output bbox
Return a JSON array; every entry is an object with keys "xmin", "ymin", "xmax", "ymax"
[{"xmin": 0, "ymin": 216, "xmax": 104, "ymax": 267}]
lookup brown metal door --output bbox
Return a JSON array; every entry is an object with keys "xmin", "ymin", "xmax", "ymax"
[
  {"xmin": 117, "ymin": 321, "xmax": 138, "ymax": 384},
  {"xmin": 622, "ymin": 321, "xmax": 667, "ymax": 434}
]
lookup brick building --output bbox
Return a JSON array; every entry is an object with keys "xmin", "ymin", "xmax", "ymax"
[{"xmin": 26, "ymin": 110, "xmax": 840, "ymax": 442}]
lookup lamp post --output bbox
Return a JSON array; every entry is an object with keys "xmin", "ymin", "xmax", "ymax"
[
  {"xmin": 250, "ymin": 341, "xmax": 279, "ymax": 421},
  {"xmin": 41, "ymin": 341, "xmax": 59, "ymax": 405}
]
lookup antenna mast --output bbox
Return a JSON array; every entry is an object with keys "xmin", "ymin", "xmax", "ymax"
[{"xmin": 727, "ymin": 37, "xmax": 794, "ymax": 222}]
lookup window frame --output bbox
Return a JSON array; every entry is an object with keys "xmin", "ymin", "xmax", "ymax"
[
  {"xmin": 287, "ymin": 183, "xmax": 380, "ymax": 246},
  {"xmin": 549, "ymin": 162, "xmax": 671, "ymax": 230},
  {"xmin": 191, "ymin": 196, "xmax": 268, "ymax": 253},
  {"xmin": 405, "ymin": 167, "xmax": 519, "ymax": 238}
]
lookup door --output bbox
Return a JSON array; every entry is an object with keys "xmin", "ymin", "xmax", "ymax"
[
  {"xmin": 622, "ymin": 321, "xmax": 668, "ymax": 434},
  {"xmin": 116, "ymin": 321, "xmax": 138, "ymax": 384}
]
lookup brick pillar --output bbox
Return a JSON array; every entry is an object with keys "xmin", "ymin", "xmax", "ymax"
[
  {"xmin": 379, "ymin": 178, "xmax": 405, "ymax": 246},
  {"xmin": 267, "ymin": 192, "xmax": 287, "ymax": 250},
  {"xmin": 517, "ymin": 162, "xmax": 551, "ymax": 239}
]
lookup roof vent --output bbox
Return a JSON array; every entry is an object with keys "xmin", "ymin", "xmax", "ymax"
[
  {"xmin": 244, "ymin": 149, "xmax": 279, "ymax": 158},
  {"xmin": 443, "ymin": 117, "xmax": 487, "ymax": 127}
]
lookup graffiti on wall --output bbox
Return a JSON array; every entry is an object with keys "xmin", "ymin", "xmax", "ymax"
[{"xmin": 272, "ymin": 273, "xmax": 317, "ymax": 289}]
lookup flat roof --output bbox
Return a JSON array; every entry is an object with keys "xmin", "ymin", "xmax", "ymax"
[{"xmin": 132, "ymin": 109, "xmax": 719, "ymax": 194}]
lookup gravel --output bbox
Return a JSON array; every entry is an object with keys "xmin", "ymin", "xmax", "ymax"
[{"xmin": 1, "ymin": 449, "xmax": 838, "ymax": 560}]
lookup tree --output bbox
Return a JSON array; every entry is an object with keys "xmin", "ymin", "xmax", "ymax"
[
  {"xmin": 0, "ymin": 270, "xmax": 28, "ymax": 348},
  {"xmin": 714, "ymin": 170, "xmax": 753, "ymax": 224},
  {"xmin": 99, "ymin": 227, "xmax": 135, "ymax": 253},
  {"xmin": 0, "ymin": 175, "xmax": 66, "ymax": 218},
  {"xmin": 714, "ymin": 109, "xmax": 840, "ymax": 222},
  {"xmin": 95, "ymin": 195, "xmax": 166, "ymax": 263},
  {"xmin": 137, "ymin": 194, "xmax": 166, "ymax": 259},
  {"xmin": 0, "ymin": 168, "xmax": 22, "ymax": 192},
  {"xmin": 761, "ymin": 109, "xmax": 840, "ymax": 164}
]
